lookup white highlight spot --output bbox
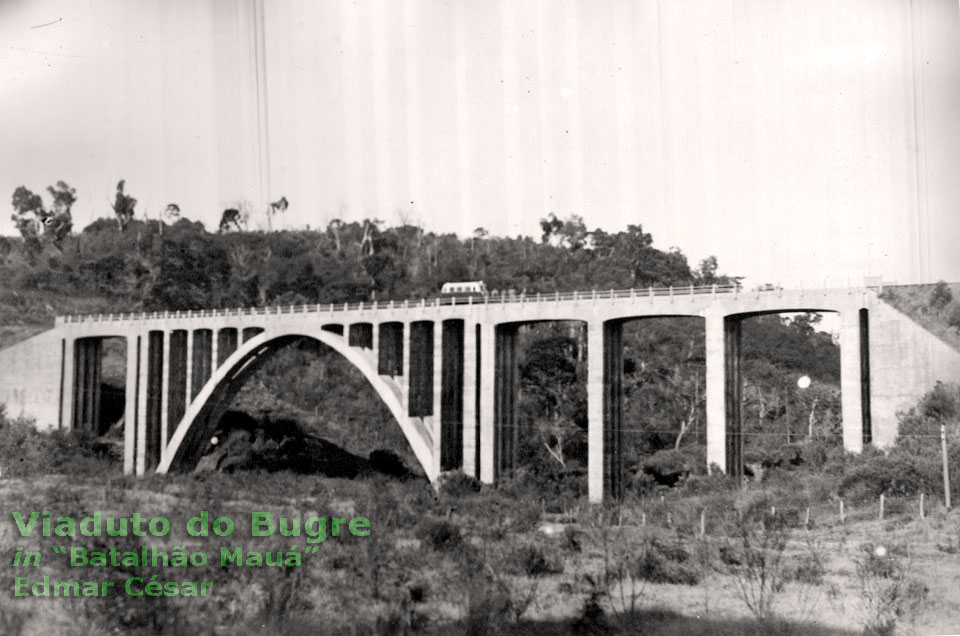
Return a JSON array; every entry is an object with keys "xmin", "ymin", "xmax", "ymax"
[
  {"xmin": 797, "ymin": 375, "xmax": 811, "ymax": 389},
  {"xmin": 875, "ymin": 545, "xmax": 887, "ymax": 557},
  {"xmin": 210, "ymin": 436, "xmax": 219, "ymax": 446}
]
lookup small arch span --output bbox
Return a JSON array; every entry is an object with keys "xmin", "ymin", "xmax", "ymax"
[{"xmin": 157, "ymin": 329, "xmax": 432, "ymax": 478}]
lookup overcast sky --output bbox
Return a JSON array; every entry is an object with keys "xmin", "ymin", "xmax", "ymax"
[{"xmin": 1, "ymin": 0, "xmax": 958, "ymax": 287}]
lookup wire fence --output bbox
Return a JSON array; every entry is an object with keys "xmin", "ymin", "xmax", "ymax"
[{"xmin": 553, "ymin": 491, "xmax": 953, "ymax": 539}]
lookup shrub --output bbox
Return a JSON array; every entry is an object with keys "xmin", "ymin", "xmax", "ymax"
[
  {"xmin": 838, "ymin": 454, "xmax": 935, "ymax": 502},
  {"xmin": 718, "ymin": 512, "xmax": 791, "ymax": 622},
  {"xmin": 854, "ymin": 549, "xmax": 928, "ymax": 636},
  {"xmin": 419, "ymin": 518, "xmax": 462, "ymax": 552},
  {"xmin": 679, "ymin": 471, "xmax": 737, "ymax": 497},
  {"xmin": 635, "ymin": 538, "xmax": 700, "ymax": 585},
  {"xmin": 0, "ymin": 606, "xmax": 29, "ymax": 636},
  {"xmin": 929, "ymin": 280, "xmax": 953, "ymax": 310},
  {"xmin": 0, "ymin": 414, "xmax": 116, "ymax": 477},
  {"xmin": 630, "ymin": 470, "xmax": 658, "ymax": 495},
  {"xmin": 641, "ymin": 446, "xmax": 704, "ymax": 487},
  {"xmin": 512, "ymin": 543, "xmax": 563, "ymax": 577},
  {"xmin": 734, "ymin": 489, "xmax": 777, "ymax": 521},
  {"xmin": 788, "ymin": 552, "xmax": 825, "ymax": 586},
  {"xmin": 948, "ymin": 301, "xmax": 960, "ymax": 331},
  {"xmin": 919, "ymin": 382, "xmax": 959, "ymax": 420},
  {"xmin": 368, "ymin": 449, "xmax": 409, "ymax": 478},
  {"xmin": 572, "ymin": 592, "xmax": 610, "ymax": 635},
  {"xmin": 440, "ymin": 471, "xmax": 482, "ymax": 497}
]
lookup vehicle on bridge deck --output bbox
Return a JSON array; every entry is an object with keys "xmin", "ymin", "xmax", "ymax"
[{"xmin": 440, "ymin": 281, "xmax": 488, "ymax": 299}]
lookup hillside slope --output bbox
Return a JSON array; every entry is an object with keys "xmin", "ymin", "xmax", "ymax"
[{"xmin": 879, "ymin": 282, "xmax": 960, "ymax": 353}]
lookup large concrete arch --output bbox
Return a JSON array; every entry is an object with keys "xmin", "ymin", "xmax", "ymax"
[{"xmin": 156, "ymin": 328, "xmax": 431, "ymax": 478}]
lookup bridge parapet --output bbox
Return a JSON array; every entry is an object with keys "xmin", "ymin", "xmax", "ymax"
[{"xmin": 54, "ymin": 284, "xmax": 873, "ymax": 326}]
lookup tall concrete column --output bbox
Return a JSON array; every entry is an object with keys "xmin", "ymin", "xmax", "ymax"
[
  {"xmin": 86, "ymin": 340, "xmax": 103, "ymax": 433},
  {"xmin": 160, "ymin": 330, "xmax": 171, "ymax": 461},
  {"xmin": 192, "ymin": 329, "xmax": 213, "ymax": 400},
  {"xmin": 839, "ymin": 308, "xmax": 866, "ymax": 453},
  {"xmin": 72, "ymin": 338, "xmax": 103, "ymax": 433},
  {"xmin": 60, "ymin": 337, "xmax": 75, "ymax": 431},
  {"xmin": 723, "ymin": 317, "xmax": 744, "ymax": 479},
  {"xmin": 408, "ymin": 322, "xmax": 435, "ymax": 417},
  {"xmin": 705, "ymin": 312, "xmax": 727, "ymax": 473},
  {"xmin": 462, "ymin": 322, "xmax": 478, "ymax": 478},
  {"xmin": 136, "ymin": 332, "xmax": 149, "ymax": 474},
  {"xmin": 587, "ymin": 321, "xmax": 604, "ymax": 503},
  {"xmin": 72, "ymin": 339, "xmax": 88, "ymax": 431},
  {"xmin": 144, "ymin": 331, "xmax": 164, "ymax": 472},
  {"xmin": 371, "ymin": 321, "xmax": 379, "ymax": 355},
  {"xmin": 603, "ymin": 322, "xmax": 624, "ymax": 500},
  {"xmin": 124, "ymin": 335, "xmax": 139, "ymax": 474},
  {"xmin": 493, "ymin": 325, "xmax": 519, "ymax": 481},
  {"xmin": 218, "ymin": 328, "xmax": 238, "ymax": 366},
  {"xmin": 166, "ymin": 330, "xmax": 188, "ymax": 443},
  {"xmin": 185, "ymin": 329, "xmax": 193, "ymax": 410},
  {"xmin": 401, "ymin": 322, "xmax": 410, "ymax": 415},
  {"xmin": 377, "ymin": 322, "xmax": 403, "ymax": 376},
  {"xmin": 440, "ymin": 320, "xmax": 465, "ymax": 472},
  {"xmin": 72, "ymin": 339, "xmax": 86, "ymax": 431},
  {"xmin": 431, "ymin": 320, "xmax": 443, "ymax": 478},
  {"xmin": 210, "ymin": 328, "xmax": 219, "ymax": 375},
  {"xmin": 479, "ymin": 322, "xmax": 496, "ymax": 483}
]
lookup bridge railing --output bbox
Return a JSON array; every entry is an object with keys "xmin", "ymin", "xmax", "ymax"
[{"xmin": 55, "ymin": 283, "xmax": 846, "ymax": 324}]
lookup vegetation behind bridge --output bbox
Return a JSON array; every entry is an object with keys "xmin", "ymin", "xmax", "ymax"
[
  {"xmin": 3, "ymin": 196, "xmax": 846, "ymax": 485},
  {"xmin": 3, "ymin": 186, "xmax": 960, "ymax": 634}
]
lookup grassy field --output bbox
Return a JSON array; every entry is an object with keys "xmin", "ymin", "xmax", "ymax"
[{"xmin": 1, "ymin": 459, "xmax": 958, "ymax": 636}]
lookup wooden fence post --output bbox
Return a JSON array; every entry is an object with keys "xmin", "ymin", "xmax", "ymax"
[
  {"xmin": 840, "ymin": 499, "xmax": 845, "ymax": 524},
  {"xmin": 879, "ymin": 494, "xmax": 884, "ymax": 520},
  {"xmin": 942, "ymin": 425, "xmax": 952, "ymax": 510},
  {"xmin": 920, "ymin": 493, "xmax": 925, "ymax": 519}
]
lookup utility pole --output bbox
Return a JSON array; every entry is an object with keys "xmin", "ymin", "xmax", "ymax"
[{"xmin": 943, "ymin": 424, "xmax": 952, "ymax": 510}]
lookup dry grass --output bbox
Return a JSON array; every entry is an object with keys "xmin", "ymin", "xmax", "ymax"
[{"xmin": 2, "ymin": 469, "xmax": 958, "ymax": 636}]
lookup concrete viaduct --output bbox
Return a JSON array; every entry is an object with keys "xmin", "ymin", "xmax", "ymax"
[{"xmin": 3, "ymin": 284, "xmax": 957, "ymax": 503}]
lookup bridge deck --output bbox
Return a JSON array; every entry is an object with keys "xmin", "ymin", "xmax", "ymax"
[{"xmin": 57, "ymin": 284, "xmax": 868, "ymax": 325}]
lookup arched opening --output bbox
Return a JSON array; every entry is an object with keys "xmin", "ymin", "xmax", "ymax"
[
  {"xmin": 70, "ymin": 335, "xmax": 127, "ymax": 469},
  {"xmin": 72, "ymin": 336, "xmax": 127, "ymax": 437},
  {"xmin": 734, "ymin": 310, "xmax": 844, "ymax": 481},
  {"xmin": 160, "ymin": 331, "xmax": 427, "ymax": 480},
  {"xmin": 612, "ymin": 316, "xmax": 707, "ymax": 499},
  {"xmin": 498, "ymin": 320, "xmax": 589, "ymax": 502}
]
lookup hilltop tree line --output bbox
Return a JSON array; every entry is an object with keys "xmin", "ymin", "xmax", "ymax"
[
  {"xmin": 3, "ymin": 180, "xmax": 840, "ymax": 485},
  {"xmin": 5, "ymin": 180, "xmax": 738, "ymax": 312}
]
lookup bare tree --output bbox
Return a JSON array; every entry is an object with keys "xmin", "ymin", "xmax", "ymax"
[
  {"xmin": 327, "ymin": 219, "xmax": 343, "ymax": 254},
  {"xmin": 266, "ymin": 196, "xmax": 288, "ymax": 231},
  {"xmin": 219, "ymin": 208, "xmax": 244, "ymax": 233},
  {"xmin": 111, "ymin": 180, "xmax": 137, "ymax": 231},
  {"xmin": 717, "ymin": 510, "xmax": 790, "ymax": 623}
]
